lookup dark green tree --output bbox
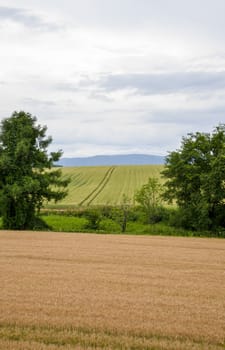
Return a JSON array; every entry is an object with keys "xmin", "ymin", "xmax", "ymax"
[
  {"xmin": 0, "ymin": 111, "xmax": 69, "ymax": 229},
  {"xmin": 162, "ymin": 124, "xmax": 225, "ymax": 230}
]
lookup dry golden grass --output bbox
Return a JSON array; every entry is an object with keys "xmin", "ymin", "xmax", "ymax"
[{"xmin": 0, "ymin": 231, "xmax": 225, "ymax": 349}]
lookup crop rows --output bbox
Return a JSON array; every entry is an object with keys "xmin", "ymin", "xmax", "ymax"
[
  {"xmin": 79, "ymin": 167, "xmax": 116, "ymax": 206},
  {"xmin": 46, "ymin": 165, "xmax": 164, "ymax": 208}
]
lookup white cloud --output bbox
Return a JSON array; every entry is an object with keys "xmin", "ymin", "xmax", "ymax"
[{"xmin": 0, "ymin": 0, "xmax": 225, "ymax": 157}]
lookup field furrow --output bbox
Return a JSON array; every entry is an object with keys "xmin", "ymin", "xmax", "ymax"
[
  {"xmin": 91, "ymin": 165, "xmax": 163, "ymax": 205},
  {"xmin": 47, "ymin": 165, "xmax": 163, "ymax": 208},
  {"xmin": 79, "ymin": 167, "xmax": 116, "ymax": 206}
]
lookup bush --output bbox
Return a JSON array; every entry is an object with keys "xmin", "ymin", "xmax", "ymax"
[
  {"xmin": 31, "ymin": 216, "xmax": 51, "ymax": 230},
  {"xmin": 100, "ymin": 206, "xmax": 115, "ymax": 219},
  {"xmin": 84, "ymin": 208, "xmax": 102, "ymax": 230},
  {"xmin": 148, "ymin": 206, "xmax": 168, "ymax": 224},
  {"xmin": 99, "ymin": 218, "xmax": 120, "ymax": 233}
]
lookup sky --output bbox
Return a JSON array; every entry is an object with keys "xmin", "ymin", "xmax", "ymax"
[{"xmin": 0, "ymin": 0, "xmax": 225, "ymax": 157}]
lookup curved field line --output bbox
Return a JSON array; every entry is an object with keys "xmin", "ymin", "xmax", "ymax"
[
  {"xmin": 87, "ymin": 167, "xmax": 116, "ymax": 206},
  {"xmin": 79, "ymin": 167, "xmax": 116, "ymax": 206}
]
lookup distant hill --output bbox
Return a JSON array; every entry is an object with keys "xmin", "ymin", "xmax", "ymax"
[{"xmin": 57, "ymin": 154, "xmax": 165, "ymax": 166}]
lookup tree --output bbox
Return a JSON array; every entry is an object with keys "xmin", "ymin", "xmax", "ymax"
[
  {"xmin": 162, "ymin": 124, "xmax": 225, "ymax": 230},
  {"xmin": 0, "ymin": 111, "xmax": 69, "ymax": 229},
  {"xmin": 135, "ymin": 177, "xmax": 163, "ymax": 224},
  {"xmin": 112, "ymin": 194, "xmax": 131, "ymax": 233}
]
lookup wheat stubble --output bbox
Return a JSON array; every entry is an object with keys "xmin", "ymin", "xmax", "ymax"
[{"xmin": 0, "ymin": 231, "xmax": 225, "ymax": 349}]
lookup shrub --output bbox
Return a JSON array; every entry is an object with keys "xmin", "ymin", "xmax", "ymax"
[{"xmin": 84, "ymin": 208, "xmax": 102, "ymax": 230}]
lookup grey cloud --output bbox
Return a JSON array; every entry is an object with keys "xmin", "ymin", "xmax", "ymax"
[
  {"xmin": 23, "ymin": 98, "xmax": 57, "ymax": 107},
  {"xmin": 55, "ymin": 70, "xmax": 225, "ymax": 96},
  {"xmin": 97, "ymin": 71, "xmax": 225, "ymax": 95},
  {"xmin": 46, "ymin": 0, "xmax": 225, "ymax": 35},
  {"xmin": 56, "ymin": 81, "xmax": 113, "ymax": 102},
  {"xmin": 56, "ymin": 82, "xmax": 79, "ymax": 92},
  {"xmin": 57, "ymin": 78, "xmax": 98, "ymax": 91},
  {"xmin": 143, "ymin": 108, "xmax": 225, "ymax": 125},
  {"xmin": 89, "ymin": 91, "xmax": 113, "ymax": 102},
  {"xmin": 0, "ymin": 6, "xmax": 61, "ymax": 31}
]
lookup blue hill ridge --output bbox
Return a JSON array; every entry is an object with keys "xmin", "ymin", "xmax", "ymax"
[{"xmin": 57, "ymin": 154, "xmax": 165, "ymax": 166}]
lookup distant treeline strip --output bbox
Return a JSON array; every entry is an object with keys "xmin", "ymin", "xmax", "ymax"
[{"xmin": 79, "ymin": 166, "xmax": 116, "ymax": 206}]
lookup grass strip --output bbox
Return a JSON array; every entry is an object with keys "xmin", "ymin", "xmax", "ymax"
[{"xmin": 0, "ymin": 323, "xmax": 224, "ymax": 350}]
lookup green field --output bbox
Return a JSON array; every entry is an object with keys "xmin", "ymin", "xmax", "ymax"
[{"xmin": 46, "ymin": 165, "xmax": 164, "ymax": 208}]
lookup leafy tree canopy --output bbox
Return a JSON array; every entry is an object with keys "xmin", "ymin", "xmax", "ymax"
[
  {"xmin": 0, "ymin": 111, "xmax": 69, "ymax": 229},
  {"xmin": 162, "ymin": 124, "xmax": 225, "ymax": 230},
  {"xmin": 135, "ymin": 177, "xmax": 164, "ymax": 224}
]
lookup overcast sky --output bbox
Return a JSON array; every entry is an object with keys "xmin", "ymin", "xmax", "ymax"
[{"xmin": 0, "ymin": 0, "xmax": 225, "ymax": 157}]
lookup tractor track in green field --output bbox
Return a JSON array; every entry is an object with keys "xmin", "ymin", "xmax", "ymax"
[{"xmin": 79, "ymin": 166, "xmax": 116, "ymax": 206}]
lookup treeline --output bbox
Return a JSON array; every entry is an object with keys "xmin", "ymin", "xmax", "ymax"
[
  {"xmin": 65, "ymin": 123, "xmax": 225, "ymax": 236},
  {"xmin": 163, "ymin": 124, "xmax": 225, "ymax": 233},
  {"xmin": 0, "ymin": 111, "xmax": 224, "ymax": 237},
  {"xmin": 43, "ymin": 124, "xmax": 225, "ymax": 237}
]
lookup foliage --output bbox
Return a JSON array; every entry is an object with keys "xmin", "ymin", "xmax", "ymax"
[
  {"xmin": 126, "ymin": 221, "xmax": 197, "ymax": 236},
  {"xmin": 0, "ymin": 111, "xmax": 69, "ymax": 229},
  {"xmin": 99, "ymin": 218, "xmax": 121, "ymax": 233},
  {"xmin": 135, "ymin": 177, "xmax": 164, "ymax": 223},
  {"xmin": 39, "ymin": 212, "xmax": 216, "ymax": 237},
  {"xmin": 42, "ymin": 214, "xmax": 87, "ymax": 232},
  {"xmin": 162, "ymin": 124, "xmax": 225, "ymax": 230},
  {"xmin": 84, "ymin": 208, "xmax": 102, "ymax": 230},
  {"xmin": 112, "ymin": 194, "xmax": 131, "ymax": 232}
]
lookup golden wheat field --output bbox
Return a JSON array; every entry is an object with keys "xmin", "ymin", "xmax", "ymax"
[{"xmin": 0, "ymin": 231, "xmax": 225, "ymax": 350}]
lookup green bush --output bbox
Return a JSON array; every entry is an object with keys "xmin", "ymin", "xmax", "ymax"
[
  {"xmin": 84, "ymin": 208, "xmax": 102, "ymax": 230},
  {"xmin": 99, "ymin": 218, "xmax": 120, "ymax": 233},
  {"xmin": 31, "ymin": 216, "xmax": 51, "ymax": 230},
  {"xmin": 100, "ymin": 206, "xmax": 115, "ymax": 219},
  {"xmin": 126, "ymin": 222, "xmax": 194, "ymax": 236}
]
